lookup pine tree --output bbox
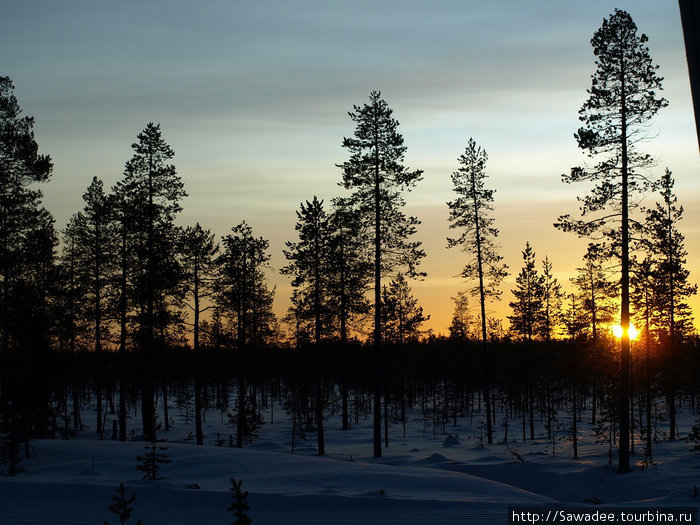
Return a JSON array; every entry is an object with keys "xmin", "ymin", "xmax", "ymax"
[
  {"xmin": 380, "ymin": 274, "xmax": 428, "ymax": 447},
  {"xmin": 562, "ymin": 293, "xmax": 589, "ymax": 340},
  {"xmin": 446, "ymin": 137, "xmax": 507, "ymax": 444},
  {"xmin": 0, "ymin": 420, "xmax": 23, "ymax": 476},
  {"xmin": 227, "ymin": 478, "xmax": 252, "ymax": 525},
  {"xmin": 538, "ymin": 257, "xmax": 563, "ymax": 342},
  {"xmin": 116, "ymin": 123, "xmax": 186, "ymax": 442},
  {"xmin": 73, "ymin": 177, "xmax": 117, "ymax": 437},
  {"xmin": 226, "ymin": 396, "xmax": 264, "ymax": 446},
  {"xmin": 0, "ymin": 76, "xmax": 56, "ymax": 457},
  {"xmin": 555, "ymin": 9, "xmax": 668, "ymax": 473},
  {"xmin": 136, "ymin": 418, "xmax": 171, "ymax": 480},
  {"xmin": 630, "ymin": 256, "xmax": 655, "ymax": 460},
  {"xmin": 179, "ymin": 223, "xmax": 219, "ymax": 446},
  {"xmin": 326, "ymin": 198, "xmax": 371, "ymax": 431},
  {"xmin": 283, "ymin": 290, "xmax": 312, "ymax": 348},
  {"xmin": 381, "ymin": 274, "xmax": 429, "ymax": 345},
  {"xmin": 0, "ymin": 76, "xmax": 53, "ymax": 355},
  {"xmin": 539, "ymin": 256, "xmax": 563, "ymax": 442},
  {"xmin": 111, "ymin": 185, "xmax": 136, "ymax": 442},
  {"xmin": 449, "ymin": 291, "xmax": 474, "ymax": 342},
  {"xmin": 570, "ymin": 244, "xmax": 618, "ymax": 342},
  {"xmin": 325, "ymin": 198, "xmax": 371, "ymax": 341},
  {"xmin": 282, "ymin": 196, "xmax": 332, "ymax": 455},
  {"xmin": 643, "ymin": 169, "xmax": 696, "ymax": 339},
  {"xmin": 217, "ymin": 222, "xmax": 275, "ymax": 447},
  {"xmin": 338, "ymin": 91, "xmax": 425, "ymax": 458},
  {"xmin": 509, "ymin": 242, "xmax": 545, "ymax": 441},
  {"xmin": 642, "ymin": 169, "xmax": 696, "ymax": 440},
  {"xmin": 508, "ymin": 242, "xmax": 545, "ymax": 343},
  {"xmin": 106, "ymin": 483, "xmax": 142, "ymax": 525},
  {"xmin": 282, "ymin": 196, "xmax": 330, "ymax": 346},
  {"xmin": 571, "ymin": 243, "xmax": 618, "ymax": 427},
  {"xmin": 57, "ymin": 216, "xmax": 87, "ymax": 430}
]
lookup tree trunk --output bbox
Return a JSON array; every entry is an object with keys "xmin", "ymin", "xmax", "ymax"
[
  {"xmin": 315, "ymin": 380, "xmax": 325, "ymax": 456},
  {"xmin": 193, "ymin": 263, "xmax": 204, "ymax": 446},
  {"xmin": 119, "ymin": 222, "xmax": 128, "ymax": 442},
  {"xmin": 472, "ymin": 175, "xmax": 493, "ymax": 444},
  {"xmin": 618, "ymin": 55, "xmax": 631, "ymax": 474},
  {"xmin": 373, "ymin": 133, "xmax": 382, "ymax": 459}
]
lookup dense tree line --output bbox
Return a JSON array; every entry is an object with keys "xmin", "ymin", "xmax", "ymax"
[{"xmin": 0, "ymin": 9, "xmax": 698, "ymax": 475}]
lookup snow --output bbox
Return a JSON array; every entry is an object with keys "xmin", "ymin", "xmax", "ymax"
[{"xmin": 0, "ymin": 402, "xmax": 698, "ymax": 524}]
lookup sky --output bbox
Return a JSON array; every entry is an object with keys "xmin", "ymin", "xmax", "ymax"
[{"xmin": 2, "ymin": 0, "xmax": 699, "ymax": 337}]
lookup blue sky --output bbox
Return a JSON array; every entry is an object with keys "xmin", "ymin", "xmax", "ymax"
[{"xmin": 3, "ymin": 1, "xmax": 698, "ymax": 335}]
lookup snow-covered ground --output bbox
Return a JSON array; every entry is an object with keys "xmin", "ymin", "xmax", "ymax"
[{"xmin": 1, "ymin": 400, "xmax": 698, "ymax": 524}]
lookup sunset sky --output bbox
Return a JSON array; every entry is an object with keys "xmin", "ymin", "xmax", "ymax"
[{"xmin": 3, "ymin": 1, "xmax": 699, "ymax": 337}]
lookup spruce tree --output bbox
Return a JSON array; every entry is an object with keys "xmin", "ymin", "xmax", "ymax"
[
  {"xmin": 338, "ymin": 91, "xmax": 424, "ymax": 458},
  {"xmin": 555, "ymin": 9, "xmax": 667, "ymax": 473}
]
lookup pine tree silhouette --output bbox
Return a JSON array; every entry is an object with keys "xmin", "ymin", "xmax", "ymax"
[
  {"xmin": 136, "ymin": 418, "xmax": 171, "ymax": 480},
  {"xmin": 105, "ymin": 483, "xmax": 142, "ymax": 525},
  {"xmin": 228, "ymin": 477, "xmax": 252, "ymax": 525}
]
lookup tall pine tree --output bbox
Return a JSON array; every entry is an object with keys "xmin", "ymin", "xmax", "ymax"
[
  {"xmin": 0, "ymin": 77, "xmax": 55, "ymax": 456},
  {"xmin": 555, "ymin": 9, "xmax": 667, "ymax": 473},
  {"xmin": 116, "ymin": 123, "xmax": 186, "ymax": 441},
  {"xmin": 642, "ymin": 169, "xmax": 696, "ymax": 440},
  {"xmin": 217, "ymin": 222, "xmax": 275, "ymax": 447},
  {"xmin": 73, "ymin": 177, "xmax": 116, "ymax": 436},
  {"xmin": 282, "ymin": 196, "xmax": 331, "ymax": 455},
  {"xmin": 447, "ymin": 137, "xmax": 507, "ymax": 444},
  {"xmin": 179, "ymin": 223, "xmax": 219, "ymax": 445},
  {"xmin": 338, "ymin": 91, "xmax": 424, "ymax": 458}
]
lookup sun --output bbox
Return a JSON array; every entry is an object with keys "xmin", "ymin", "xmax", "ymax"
[{"xmin": 612, "ymin": 323, "xmax": 639, "ymax": 340}]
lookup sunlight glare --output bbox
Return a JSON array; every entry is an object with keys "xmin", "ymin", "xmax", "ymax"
[{"xmin": 612, "ymin": 323, "xmax": 639, "ymax": 340}]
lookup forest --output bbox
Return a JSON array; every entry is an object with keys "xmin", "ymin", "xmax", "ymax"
[{"xmin": 1, "ymin": 8, "xmax": 699, "ymax": 493}]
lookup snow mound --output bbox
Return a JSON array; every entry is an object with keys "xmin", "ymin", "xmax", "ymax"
[
  {"xmin": 443, "ymin": 434, "xmax": 460, "ymax": 446},
  {"xmin": 414, "ymin": 453, "xmax": 452, "ymax": 465}
]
